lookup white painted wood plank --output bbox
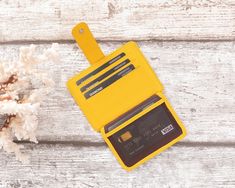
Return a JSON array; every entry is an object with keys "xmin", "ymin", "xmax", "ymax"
[
  {"xmin": 0, "ymin": 0, "xmax": 235, "ymax": 42},
  {"xmin": 0, "ymin": 41, "xmax": 234, "ymax": 142},
  {"xmin": 0, "ymin": 144, "xmax": 234, "ymax": 188}
]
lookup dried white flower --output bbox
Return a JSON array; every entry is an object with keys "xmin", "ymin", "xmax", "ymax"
[{"xmin": 0, "ymin": 44, "xmax": 59, "ymax": 163}]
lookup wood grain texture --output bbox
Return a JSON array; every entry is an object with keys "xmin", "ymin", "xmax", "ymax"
[
  {"xmin": 1, "ymin": 0, "xmax": 235, "ymax": 42},
  {"xmin": 0, "ymin": 41, "xmax": 234, "ymax": 143},
  {"xmin": 0, "ymin": 144, "xmax": 234, "ymax": 188},
  {"xmin": 0, "ymin": 0, "xmax": 235, "ymax": 186}
]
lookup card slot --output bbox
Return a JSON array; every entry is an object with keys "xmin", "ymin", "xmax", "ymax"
[
  {"xmin": 76, "ymin": 52, "xmax": 126, "ymax": 85},
  {"xmin": 80, "ymin": 59, "xmax": 131, "ymax": 93},
  {"xmin": 103, "ymin": 97, "xmax": 165, "ymax": 138},
  {"xmin": 81, "ymin": 61, "xmax": 133, "ymax": 94},
  {"xmin": 84, "ymin": 64, "xmax": 135, "ymax": 99},
  {"xmin": 104, "ymin": 95, "xmax": 161, "ymax": 133},
  {"xmin": 78, "ymin": 54, "xmax": 131, "ymax": 89}
]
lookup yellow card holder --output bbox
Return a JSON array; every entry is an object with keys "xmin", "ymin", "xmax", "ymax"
[{"xmin": 67, "ymin": 22, "xmax": 186, "ymax": 171}]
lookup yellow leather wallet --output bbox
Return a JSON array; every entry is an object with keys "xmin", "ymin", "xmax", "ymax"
[{"xmin": 67, "ymin": 22, "xmax": 186, "ymax": 171}]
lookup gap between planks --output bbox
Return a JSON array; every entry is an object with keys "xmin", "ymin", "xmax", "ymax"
[
  {"xmin": 14, "ymin": 140, "xmax": 235, "ymax": 148},
  {"xmin": 0, "ymin": 39, "xmax": 235, "ymax": 45}
]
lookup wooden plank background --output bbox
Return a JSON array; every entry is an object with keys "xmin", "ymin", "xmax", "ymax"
[
  {"xmin": 1, "ymin": 0, "xmax": 235, "ymax": 42},
  {"xmin": 0, "ymin": 0, "xmax": 234, "ymax": 187}
]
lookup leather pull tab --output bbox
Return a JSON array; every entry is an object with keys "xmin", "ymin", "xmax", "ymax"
[{"xmin": 72, "ymin": 22, "xmax": 104, "ymax": 65}]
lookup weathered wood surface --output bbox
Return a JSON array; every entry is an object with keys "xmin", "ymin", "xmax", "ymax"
[
  {"xmin": 0, "ymin": 0, "xmax": 235, "ymax": 187},
  {"xmin": 0, "ymin": 144, "xmax": 234, "ymax": 188},
  {"xmin": 1, "ymin": 0, "xmax": 235, "ymax": 42},
  {"xmin": 0, "ymin": 42, "xmax": 234, "ymax": 142}
]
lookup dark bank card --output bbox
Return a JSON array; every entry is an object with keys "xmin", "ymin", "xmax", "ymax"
[
  {"xmin": 77, "ymin": 53, "xmax": 126, "ymax": 85},
  {"xmin": 108, "ymin": 103, "xmax": 183, "ymax": 167},
  {"xmin": 104, "ymin": 95, "xmax": 161, "ymax": 133},
  {"xmin": 80, "ymin": 59, "xmax": 130, "ymax": 92},
  {"xmin": 84, "ymin": 64, "xmax": 135, "ymax": 99}
]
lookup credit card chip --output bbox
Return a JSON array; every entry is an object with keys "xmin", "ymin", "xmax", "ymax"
[{"xmin": 119, "ymin": 131, "xmax": 132, "ymax": 142}]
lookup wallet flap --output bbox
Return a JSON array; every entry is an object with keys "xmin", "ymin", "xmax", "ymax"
[{"xmin": 72, "ymin": 22, "xmax": 104, "ymax": 65}]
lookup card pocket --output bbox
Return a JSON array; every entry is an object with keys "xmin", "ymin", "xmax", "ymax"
[{"xmin": 101, "ymin": 95, "xmax": 184, "ymax": 168}]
